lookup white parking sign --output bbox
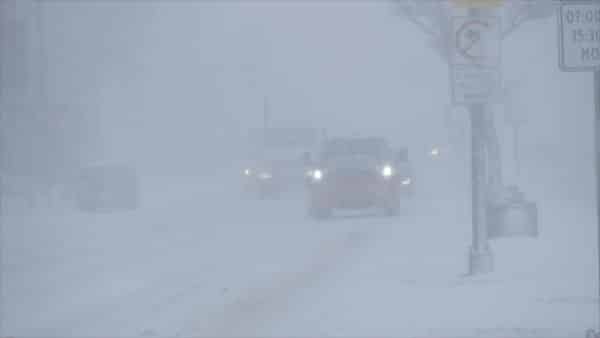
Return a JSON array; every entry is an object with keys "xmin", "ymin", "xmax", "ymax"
[
  {"xmin": 559, "ymin": 1, "xmax": 600, "ymax": 71},
  {"xmin": 451, "ymin": 16, "xmax": 501, "ymax": 105}
]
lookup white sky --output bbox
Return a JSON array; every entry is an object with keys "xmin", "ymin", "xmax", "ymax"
[{"xmin": 37, "ymin": 1, "xmax": 593, "ymax": 175}]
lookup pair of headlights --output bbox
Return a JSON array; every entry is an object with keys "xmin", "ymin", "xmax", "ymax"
[
  {"xmin": 244, "ymin": 169, "xmax": 272, "ymax": 180},
  {"xmin": 308, "ymin": 165, "xmax": 402, "ymax": 182},
  {"xmin": 245, "ymin": 167, "xmax": 411, "ymax": 185}
]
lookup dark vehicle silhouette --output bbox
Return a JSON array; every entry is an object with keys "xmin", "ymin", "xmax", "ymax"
[{"xmin": 306, "ymin": 137, "xmax": 414, "ymax": 219}]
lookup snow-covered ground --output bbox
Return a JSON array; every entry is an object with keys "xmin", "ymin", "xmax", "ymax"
[{"xmin": 1, "ymin": 163, "xmax": 597, "ymax": 337}]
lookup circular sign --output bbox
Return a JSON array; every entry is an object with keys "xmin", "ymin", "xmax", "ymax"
[{"xmin": 456, "ymin": 20, "xmax": 490, "ymax": 64}]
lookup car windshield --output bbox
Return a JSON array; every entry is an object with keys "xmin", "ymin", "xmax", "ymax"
[
  {"xmin": 263, "ymin": 128, "xmax": 319, "ymax": 149},
  {"xmin": 2, "ymin": 1, "xmax": 598, "ymax": 338},
  {"xmin": 322, "ymin": 139, "xmax": 387, "ymax": 160}
]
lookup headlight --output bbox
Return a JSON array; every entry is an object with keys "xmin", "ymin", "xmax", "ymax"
[
  {"xmin": 244, "ymin": 169, "xmax": 252, "ymax": 176},
  {"xmin": 312, "ymin": 169, "xmax": 324, "ymax": 181},
  {"xmin": 258, "ymin": 172, "xmax": 272, "ymax": 180},
  {"xmin": 381, "ymin": 165, "xmax": 394, "ymax": 178},
  {"xmin": 401, "ymin": 177, "xmax": 412, "ymax": 186},
  {"xmin": 430, "ymin": 147, "xmax": 440, "ymax": 157}
]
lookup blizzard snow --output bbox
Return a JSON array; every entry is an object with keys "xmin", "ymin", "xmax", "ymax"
[
  {"xmin": 1, "ymin": 1, "xmax": 599, "ymax": 337},
  {"xmin": 2, "ymin": 162, "xmax": 597, "ymax": 337}
]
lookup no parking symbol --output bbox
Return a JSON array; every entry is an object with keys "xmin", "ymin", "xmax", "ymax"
[
  {"xmin": 452, "ymin": 16, "xmax": 501, "ymax": 67},
  {"xmin": 451, "ymin": 16, "xmax": 501, "ymax": 105}
]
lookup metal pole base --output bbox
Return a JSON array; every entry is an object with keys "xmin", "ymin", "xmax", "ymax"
[{"xmin": 468, "ymin": 247, "xmax": 494, "ymax": 275}]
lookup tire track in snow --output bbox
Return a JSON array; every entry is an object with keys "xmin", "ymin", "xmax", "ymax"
[{"xmin": 182, "ymin": 216, "xmax": 401, "ymax": 337}]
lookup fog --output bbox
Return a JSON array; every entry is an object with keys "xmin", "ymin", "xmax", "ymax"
[{"xmin": 1, "ymin": 1, "xmax": 599, "ymax": 337}]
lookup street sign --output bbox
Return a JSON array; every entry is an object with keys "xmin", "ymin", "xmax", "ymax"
[
  {"xmin": 451, "ymin": 67, "xmax": 501, "ymax": 104},
  {"xmin": 451, "ymin": 16, "xmax": 501, "ymax": 105},
  {"xmin": 452, "ymin": 17, "xmax": 501, "ymax": 67},
  {"xmin": 559, "ymin": 1, "xmax": 600, "ymax": 72}
]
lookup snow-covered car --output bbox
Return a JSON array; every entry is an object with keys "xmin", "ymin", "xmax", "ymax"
[
  {"xmin": 306, "ymin": 137, "xmax": 413, "ymax": 219},
  {"xmin": 73, "ymin": 164, "xmax": 140, "ymax": 212}
]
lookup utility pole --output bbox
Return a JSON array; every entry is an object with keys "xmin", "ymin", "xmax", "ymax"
[
  {"xmin": 0, "ymin": 5, "xmax": 6, "ymax": 334},
  {"xmin": 583, "ymin": 39, "xmax": 600, "ymax": 338},
  {"xmin": 590, "ymin": 12, "xmax": 600, "ymax": 329}
]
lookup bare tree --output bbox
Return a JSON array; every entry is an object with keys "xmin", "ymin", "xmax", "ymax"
[{"xmin": 395, "ymin": 0, "xmax": 557, "ymax": 53}]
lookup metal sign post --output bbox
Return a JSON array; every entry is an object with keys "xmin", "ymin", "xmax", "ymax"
[
  {"xmin": 451, "ymin": 6, "xmax": 501, "ymax": 275},
  {"xmin": 558, "ymin": 0, "xmax": 600, "ymax": 334},
  {"xmin": 502, "ymin": 84, "xmax": 525, "ymax": 180},
  {"xmin": 469, "ymin": 102, "xmax": 493, "ymax": 274}
]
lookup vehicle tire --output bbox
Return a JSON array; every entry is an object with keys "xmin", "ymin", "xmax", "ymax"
[
  {"xmin": 382, "ymin": 190, "xmax": 401, "ymax": 217},
  {"xmin": 258, "ymin": 187, "xmax": 271, "ymax": 200},
  {"xmin": 77, "ymin": 196, "xmax": 99, "ymax": 213},
  {"xmin": 586, "ymin": 329, "xmax": 598, "ymax": 338},
  {"xmin": 309, "ymin": 204, "xmax": 331, "ymax": 220},
  {"xmin": 123, "ymin": 191, "xmax": 140, "ymax": 210},
  {"xmin": 383, "ymin": 204, "xmax": 400, "ymax": 217}
]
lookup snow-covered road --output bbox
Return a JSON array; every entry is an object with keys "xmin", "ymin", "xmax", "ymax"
[{"xmin": 1, "ymin": 169, "xmax": 597, "ymax": 337}]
